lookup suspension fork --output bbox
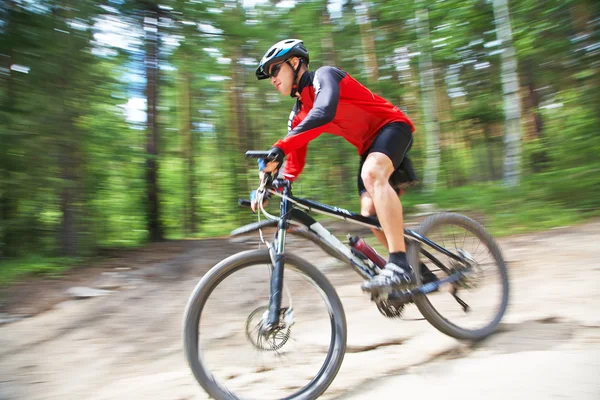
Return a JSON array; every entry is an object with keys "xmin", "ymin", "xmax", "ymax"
[{"xmin": 266, "ymin": 186, "xmax": 291, "ymax": 329}]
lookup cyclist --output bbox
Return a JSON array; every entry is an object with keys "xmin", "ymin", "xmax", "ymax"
[{"xmin": 252, "ymin": 39, "xmax": 431, "ymax": 295}]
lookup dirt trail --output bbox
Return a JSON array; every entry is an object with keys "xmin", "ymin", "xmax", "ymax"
[{"xmin": 1, "ymin": 219, "xmax": 599, "ymax": 400}]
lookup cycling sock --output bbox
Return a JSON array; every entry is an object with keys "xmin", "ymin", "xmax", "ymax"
[{"xmin": 388, "ymin": 252, "xmax": 410, "ymax": 269}]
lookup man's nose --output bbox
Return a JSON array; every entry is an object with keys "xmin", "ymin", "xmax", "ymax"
[{"xmin": 270, "ymin": 76, "xmax": 277, "ymax": 85}]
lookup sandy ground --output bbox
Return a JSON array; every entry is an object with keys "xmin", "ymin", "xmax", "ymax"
[{"xmin": 1, "ymin": 218, "xmax": 599, "ymax": 400}]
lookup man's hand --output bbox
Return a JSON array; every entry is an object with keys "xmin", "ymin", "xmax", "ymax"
[
  {"xmin": 250, "ymin": 172, "xmax": 272, "ymax": 213},
  {"xmin": 257, "ymin": 147, "xmax": 284, "ymax": 175},
  {"xmin": 261, "ymin": 161, "xmax": 280, "ymax": 173},
  {"xmin": 250, "ymin": 188, "xmax": 270, "ymax": 213},
  {"xmin": 251, "ymin": 147, "xmax": 284, "ymax": 213}
]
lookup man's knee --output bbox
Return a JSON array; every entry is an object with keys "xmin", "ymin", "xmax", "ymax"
[
  {"xmin": 361, "ymin": 166, "xmax": 393, "ymax": 194},
  {"xmin": 361, "ymin": 153, "xmax": 394, "ymax": 193},
  {"xmin": 361, "ymin": 169, "xmax": 377, "ymax": 193}
]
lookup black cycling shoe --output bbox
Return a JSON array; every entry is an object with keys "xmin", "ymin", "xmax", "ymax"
[{"xmin": 361, "ymin": 263, "xmax": 415, "ymax": 294}]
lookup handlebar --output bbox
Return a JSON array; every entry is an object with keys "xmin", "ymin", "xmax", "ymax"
[{"xmin": 245, "ymin": 150, "xmax": 274, "ymax": 160}]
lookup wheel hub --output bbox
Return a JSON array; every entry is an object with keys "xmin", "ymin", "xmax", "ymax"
[
  {"xmin": 453, "ymin": 249, "xmax": 483, "ymax": 289},
  {"xmin": 245, "ymin": 306, "xmax": 293, "ymax": 351}
]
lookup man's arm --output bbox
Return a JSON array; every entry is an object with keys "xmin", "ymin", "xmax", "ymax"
[
  {"xmin": 280, "ymin": 145, "xmax": 307, "ymax": 181},
  {"xmin": 273, "ymin": 66, "xmax": 346, "ymax": 155}
]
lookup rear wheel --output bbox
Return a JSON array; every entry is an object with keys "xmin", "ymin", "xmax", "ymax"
[
  {"xmin": 183, "ymin": 249, "xmax": 347, "ymax": 399},
  {"xmin": 410, "ymin": 212, "xmax": 510, "ymax": 340}
]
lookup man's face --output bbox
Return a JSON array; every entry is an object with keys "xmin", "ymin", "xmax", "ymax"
[{"xmin": 269, "ymin": 58, "xmax": 298, "ymax": 96}]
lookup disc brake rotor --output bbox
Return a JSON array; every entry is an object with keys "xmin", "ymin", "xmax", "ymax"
[{"xmin": 245, "ymin": 306, "xmax": 293, "ymax": 351}]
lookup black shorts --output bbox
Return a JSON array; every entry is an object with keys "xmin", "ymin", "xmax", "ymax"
[{"xmin": 357, "ymin": 122, "xmax": 417, "ymax": 195}]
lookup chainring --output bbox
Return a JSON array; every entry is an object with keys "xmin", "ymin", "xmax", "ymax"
[{"xmin": 376, "ymin": 298, "xmax": 407, "ymax": 318}]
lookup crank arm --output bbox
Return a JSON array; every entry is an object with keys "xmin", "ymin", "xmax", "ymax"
[
  {"xmin": 417, "ymin": 271, "xmax": 463, "ymax": 294},
  {"xmin": 387, "ymin": 271, "xmax": 464, "ymax": 303}
]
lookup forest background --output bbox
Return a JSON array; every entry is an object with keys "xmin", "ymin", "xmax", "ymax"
[{"xmin": 1, "ymin": 0, "xmax": 599, "ymax": 283}]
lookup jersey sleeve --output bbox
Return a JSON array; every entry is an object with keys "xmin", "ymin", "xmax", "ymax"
[
  {"xmin": 280, "ymin": 145, "xmax": 307, "ymax": 181},
  {"xmin": 273, "ymin": 66, "xmax": 345, "ymax": 155}
]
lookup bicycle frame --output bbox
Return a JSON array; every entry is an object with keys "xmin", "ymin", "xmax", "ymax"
[{"xmin": 242, "ymin": 181, "xmax": 466, "ymax": 330}]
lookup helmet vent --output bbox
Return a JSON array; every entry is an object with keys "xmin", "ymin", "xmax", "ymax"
[
  {"xmin": 285, "ymin": 40, "xmax": 295, "ymax": 43},
  {"xmin": 266, "ymin": 48, "xmax": 277, "ymax": 57}
]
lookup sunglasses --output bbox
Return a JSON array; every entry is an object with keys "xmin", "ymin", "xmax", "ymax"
[{"xmin": 268, "ymin": 61, "xmax": 286, "ymax": 78}]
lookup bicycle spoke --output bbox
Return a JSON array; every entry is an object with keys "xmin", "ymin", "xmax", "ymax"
[
  {"xmin": 192, "ymin": 258, "xmax": 340, "ymax": 400},
  {"xmin": 412, "ymin": 214, "xmax": 509, "ymax": 338}
]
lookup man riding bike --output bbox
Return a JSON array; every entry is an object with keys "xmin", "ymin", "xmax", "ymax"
[{"xmin": 252, "ymin": 39, "xmax": 433, "ymax": 295}]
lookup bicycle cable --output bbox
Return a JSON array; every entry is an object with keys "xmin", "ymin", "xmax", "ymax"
[{"xmin": 256, "ymin": 181, "xmax": 294, "ymax": 317}]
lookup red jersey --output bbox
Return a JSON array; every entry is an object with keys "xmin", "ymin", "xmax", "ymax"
[{"xmin": 273, "ymin": 66, "xmax": 414, "ymax": 180}]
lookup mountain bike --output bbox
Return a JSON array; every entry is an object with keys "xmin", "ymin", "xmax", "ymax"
[{"xmin": 183, "ymin": 150, "xmax": 510, "ymax": 400}]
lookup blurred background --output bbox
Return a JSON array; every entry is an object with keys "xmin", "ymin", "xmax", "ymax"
[{"xmin": 1, "ymin": 0, "xmax": 599, "ymax": 282}]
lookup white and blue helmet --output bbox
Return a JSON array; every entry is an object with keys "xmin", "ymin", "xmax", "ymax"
[{"xmin": 256, "ymin": 39, "xmax": 309, "ymax": 80}]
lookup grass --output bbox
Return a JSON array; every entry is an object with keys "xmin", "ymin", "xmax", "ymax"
[
  {"xmin": 400, "ymin": 171, "xmax": 600, "ymax": 237},
  {"xmin": 2, "ymin": 170, "xmax": 598, "ymax": 287},
  {"xmin": 140, "ymin": 170, "xmax": 600, "ymax": 240},
  {"xmin": 0, "ymin": 256, "xmax": 81, "ymax": 287}
]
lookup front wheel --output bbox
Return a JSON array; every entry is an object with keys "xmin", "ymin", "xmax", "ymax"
[
  {"xmin": 183, "ymin": 249, "xmax": 347, "ymax": 400},
  {"xmin": 410, "ymin": 212, "xmax": 510, "ymax": 341}
]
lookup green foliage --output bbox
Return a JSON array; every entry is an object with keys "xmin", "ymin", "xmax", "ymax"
[
  {"xmin": 403, "ymin": 175, "xmax": 600, "ymax": 237},
  {"xmin": 1, "ymin": 0, "xmax": 598, "ymax": 285},
  {"xmin": 0, "ymin": 256, "xmax": 82, "ymax": 287}
]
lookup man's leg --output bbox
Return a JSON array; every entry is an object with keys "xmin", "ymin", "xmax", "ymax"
[
  {"xmin": 360, "ymin": 152, "xmax": 415, "ymax": 293},
  {"xmin": 358, "ymin": 155, "xmax": 391, "ymax": 249},
  {"xmin": 361, "ymin": 190, "xmax": 438, "ymax": 287},
  {"xmin": 360, "ymin": 192, "xmax": 389, "ymax": 250},
  {"xmin": 361, "ymin": 152, "xmax": 405, "ymax": 252}
]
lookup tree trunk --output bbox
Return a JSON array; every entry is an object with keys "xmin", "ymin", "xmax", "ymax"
[
  {"xmin": 181, "ymin": 55, "xmax": 196, "ymax": 235},
  {"xmin": 53, "ymin": 3, "xmax": 79, "ymax": 257},
  {"xmin": 493, "ymin": 0, "xmax": 523, "ymax": 187},
  {"xmin": 229, "ymin": 46, "xmax": 251, "ymax": 198},
  {"xmin": 144, "ymin": 3, "xmax": 163, "ymax": 241},
  {"xmin": 524, "ymin": 60, "xmax": 543, "ymax": 138},
  {"xmin": 59, "ymin": 141, "xmax": 77, "ymax": 256},
  {"xmin": 483, "ymin": 123, "xmax": 497, "ymax": 181},
  {"xmin": 1, "ymin": 8, "xmax": 16, "ymax": 256},
  {"xmin": 321, "ymin": 9, "xmax": 338, "ymax": 66},
  {"xmin": 415, "ymin": 4, "xmax": 441, "ymax": 192},
  {"xmin": 523, "ymin": 59, "xmax": 550, "ymax": 172},
  {"xmin": 388, "ymin": 52, "xmax": 407, "ymax": 109},
  {"xmin": 406, "ymin": 51, "xmax": 420, "ymax": 123},
  {"xmin": 355, "ymin": 0, "xmax": 380, "ymax": 88}
]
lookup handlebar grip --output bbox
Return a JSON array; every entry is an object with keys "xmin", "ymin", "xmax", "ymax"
[
  {"xmin": 245, "ymin": 150, "xmax": 272, "ymax": 159},
  {"xmin": 238, "ymin": 199, "xmax": 252, "ymax": 208}
]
